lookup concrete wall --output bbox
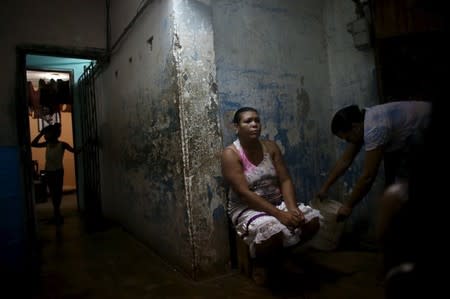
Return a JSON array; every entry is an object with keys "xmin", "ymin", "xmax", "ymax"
[
  {"xmin": 98, "ymin": 0, "xmax": 228, "ymax": 279},
  {"xmin": 213, "ymin": 0, "xmax": 380, "ymax": 247},
  {"xmin": 172, "ymin": 0, "xmax": 228, "ymax": 279},
  {"xmin": 323, "ymin": 0, "xmax": 381, "ymax": 246},
  {"xmin": 0, "ymin": 0, "xmax": 383, "ymax": 283},
  {"xmin": 96, "ymin": 0, "xmax": 381, "ymax": 279},
  {"xmin": 97, "ymin": 0, "xmax": 196, "ymax": 278}
]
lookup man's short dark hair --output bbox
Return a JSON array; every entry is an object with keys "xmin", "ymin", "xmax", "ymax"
[{"xmin": 331, "ymin": 105, "xmax": 363, "ymax": 135}]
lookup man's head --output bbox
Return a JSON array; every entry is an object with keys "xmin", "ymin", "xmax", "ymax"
[{"xmin": 331, "ymin": 105, "xmax": 364, "ymax": 144}]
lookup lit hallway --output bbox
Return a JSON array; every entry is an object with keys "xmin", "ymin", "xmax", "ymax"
[{"xmin": 31, "ymin": 194, "xmax": 384, "ymax": 299}]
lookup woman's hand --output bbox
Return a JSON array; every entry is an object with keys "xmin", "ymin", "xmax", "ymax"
[
  {"xmin": 278, "ymin": 210, "xmax": 305, "ymax": 229},
  {"xmin": 289, "ymin": 208, "xmax": 305, "ymax": 224}
]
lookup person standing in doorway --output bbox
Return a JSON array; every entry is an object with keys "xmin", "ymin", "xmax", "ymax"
[{"xmin": 31, "ymin": 123, "xmax": 80, "ymax": 225}]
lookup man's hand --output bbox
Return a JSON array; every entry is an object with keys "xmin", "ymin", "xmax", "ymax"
[
  {"xmin": 336, "ymin": 204, "xmax": 352, "ymax": 222},
  {"xmin": 316, "ymin": 188, "xmax": 328, "ymax": 201}
]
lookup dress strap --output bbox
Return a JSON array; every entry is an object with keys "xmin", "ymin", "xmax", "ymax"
[{"xmin": 233, "ymin": 139, "xmax": 253, "ymax": 170}]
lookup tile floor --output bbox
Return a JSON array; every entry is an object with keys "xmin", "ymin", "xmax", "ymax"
[{"xmin": 31, "ymin": 194, "xmax": 385, "ymax": 299}]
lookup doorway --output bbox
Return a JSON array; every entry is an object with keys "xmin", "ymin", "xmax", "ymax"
[
  {"xmin": 26, "ymin": 54, "xmax": 95, "ymax": 223},
  {"xmin": 16, "ymin": 47, "xmax": 105, "ymax": 275},
  {"xmin": 27, "ymin": 66, "xmax": 78, "ymax": 224}
]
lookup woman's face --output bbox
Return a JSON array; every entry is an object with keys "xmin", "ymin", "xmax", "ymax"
[{"xmin": 236, "ymin": 111, "xmax": 261, "ymax": 139}]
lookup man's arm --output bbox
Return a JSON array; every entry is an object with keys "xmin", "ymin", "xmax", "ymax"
[
  {"xmin": 337, "ymin": 147, "xmax": 384, "ymax": 221},
  {"xmin": 347, "ymin": 147, "xmax": 384, "ymax": 207},
  {"xmin": 317, "ymin": 142, "xmax": 363, "ymax": 198}
]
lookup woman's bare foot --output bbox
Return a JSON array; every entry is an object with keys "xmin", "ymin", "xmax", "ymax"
[{"xmin": 251, "ymin": 265, "xmax": 269, "ymax": 286}]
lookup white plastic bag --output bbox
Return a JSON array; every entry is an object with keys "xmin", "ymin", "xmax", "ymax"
[{"xmin": 308, "ymin": 197, "xmax": 345, "ymax": 251}]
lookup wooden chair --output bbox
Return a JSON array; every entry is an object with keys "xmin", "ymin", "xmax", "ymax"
[
  {"xmin": 235, "ymin": 232, "xmax": 252, "ymax": 277},
  {"xmin": 227, "ymin": 211, "xmax": 253, "ymax": 278}
]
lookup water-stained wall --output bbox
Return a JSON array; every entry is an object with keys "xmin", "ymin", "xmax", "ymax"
[
  {"xmin": 172, "ymin": 0, "xmax": 229, "ymax": 278},
  {"xmin": 97, "ymin": 0, "xmax": 380, "ymax": 280},
  {"xmin": 213, "ymin": 0, "xmax": 380, "ymax": 247},
  {"xmin": 97, "ymin": 0, "xmax": 227, "ymax": 279},
  {"xmin": 1, "ymin": 0, "xmax": 382, "ymax": 283},
  {"xmin": 97, "ymin": 0, "xmax": 193, "ymax": 274},
  {"xmin": 323, "ymin": 0, "xmax": 381, "ymax": 246}
]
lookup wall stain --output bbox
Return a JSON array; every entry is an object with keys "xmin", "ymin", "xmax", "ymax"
[{"xmin": 296, "ymin": 76, "xmax": 310, "ymax": 120}]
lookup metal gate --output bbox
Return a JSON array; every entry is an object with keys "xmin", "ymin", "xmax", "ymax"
[{"xmin": 77, "ymin": 62, "xmax": 102, "ymax": 228}]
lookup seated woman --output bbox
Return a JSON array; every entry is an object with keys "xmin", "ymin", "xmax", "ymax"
[{"xmin": 221, "ymin": 107, "xmax": 321, "ymax": 285}]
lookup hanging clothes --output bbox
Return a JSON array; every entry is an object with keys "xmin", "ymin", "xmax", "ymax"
[
  {"xmin": 27, "ymin": 81, "xmax": 40, "ymax": 116},
  {"xmin": 56, "ymin": 79, "xmax": 71, "ymax": 104},
  {"xmin": 39, "ymin": 79, "xmax": 60, "ymax": 115}
]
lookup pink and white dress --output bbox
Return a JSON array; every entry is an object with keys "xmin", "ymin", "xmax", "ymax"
[{"xmin": 228, "ymin": 139, "xmax": 321, "ymax": 258}]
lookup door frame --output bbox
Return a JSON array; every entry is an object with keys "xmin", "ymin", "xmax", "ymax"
[{"xmin": 15, "ymin": 44, "xmax": 105, "ymax": 276}]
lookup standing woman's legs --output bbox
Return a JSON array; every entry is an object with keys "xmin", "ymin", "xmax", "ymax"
[{"xmin": 46, "ymin": 169, "xmax": 64, "ymax": 224}]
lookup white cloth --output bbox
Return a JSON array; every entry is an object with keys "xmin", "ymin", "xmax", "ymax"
[{"xmin": 232, "ymin": 202, "xmax": 321, "ymax": 258}]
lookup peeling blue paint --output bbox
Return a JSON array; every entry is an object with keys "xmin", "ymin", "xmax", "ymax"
[
  {"xmin": 251, "ymin": 3, "xmax": 289, "ymax": 15},
  {"xmin": 280, "ymin": 72, "xmax": 299, "ymax": 79},
  {"xmin": 240, "ymin": 68, "xmax": 271, "ymax": 76},
  {"xmin": 256, "ymin": 81, "xmax": 280, "ymax": 90},
  {"xmin": 212, "ymin": 204, "xmax": 226, "ymax": 222}
]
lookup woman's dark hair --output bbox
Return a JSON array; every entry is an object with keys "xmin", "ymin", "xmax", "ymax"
[
  {"xmin": 44, "ymin": 123, "xmax": 62, "ymax": 138},
  {"xmin": 233, "ymin": 107, "xmax": 258, "ymax": 124},
  {"xmin": 331, "ymin": 105, "xmax": 364, "ymax": 135}
]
